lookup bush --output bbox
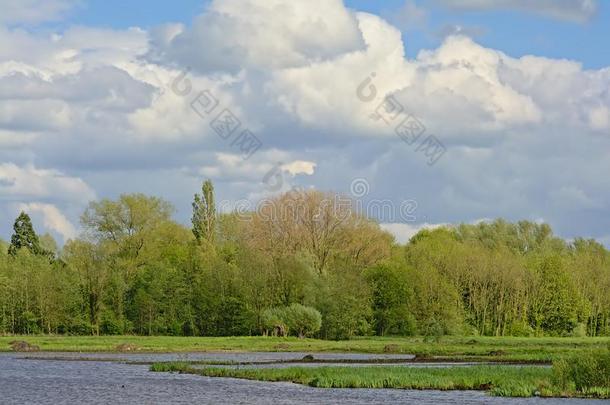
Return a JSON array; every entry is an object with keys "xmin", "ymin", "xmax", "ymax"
[
  {"xmin": 21, "ymin": 311, "xmax": 41, "ymax": 334},
  {"xmin": 421, "ymin": 318, "xmax": 445, "ymax": 341},
  {"xmin": 261, "ymin": 307, "xmax": 288, "ymax": 336},
  {"xmin": 261, "ymin": 304, "xmax": 321, "ymax": 338},
  {"xmin": 553, "ymin": 349, "xmax": 610, "ymax": 391},
  {"xmin": 507, "ymin": 321, "xmax": 535, "ymax": 337},
  {"xmin": 66, "ymin": 318, "xmax": 94, "ymax": 335},
  {"xmin": 283, "ymin": 304, "xmax": 322, "ymax": 338},
  {"xmin": 571, "ymin": 322, "xmax": 588, "ymax": 337},
  {"xmin": 100, "ymin": 310, "xmax": 129, "ymax": 335}
]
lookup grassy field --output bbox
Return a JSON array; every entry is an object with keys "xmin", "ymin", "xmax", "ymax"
[
  {"xmin": 2, "ymin": 335, "xmax": 610, "ymax": 362},
  {"xmin": 150, "ymin": 363, "xmax": 610, "ymax": 399}
]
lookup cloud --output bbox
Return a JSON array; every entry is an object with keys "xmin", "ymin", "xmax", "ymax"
[
  {"xmin": 17, "ymin": 202, "xmax": 77, "ymax": 242},
  {"xmin": 148, "ymin": 0, "xmax": 365, "ymax": 73},
  {"xmin": 195, "ymin": 151, "xmax": 317, "ymax": 199},
  {"xmin": 588, "ymin": 105, "xmax": 610, "ymax": 131},
  {"xmin": 436, "ymin": 24, "xmax": 487, "ymax": 39},
  {"xmin": 0, "ymin": 163, "xmax": 92, "ymax": 244},
  {"xmin": 0, "ymin": 25, "xmax": 148, "ymax": 76},
  {"xmin": 380, "ymin": 222, "xmax": 448, "ymax": 244},
  {"xmin": 434, "ymin": 0, "xmax": 598, "ymax": 23},
  {"xmin": 0, "ymin": 0, "xmax": 79, "ymax": 25},
  {"xmin": 0, "ymin": 129, "xmax": 38, "ymax": 148},
  {"xmin": 266, "ymin": 31, "xmax": 546, "ymax": 139},
  {"xmin": 0, "ymin": 0, "xmax": 609, "ymax": 247},
  {"xmin": 281, "ymin": 161, "xmax": 316, "ymax": 176},
  {"xmin": 0, "ymin": 163, "xmax": 95, "ymax": 204}
]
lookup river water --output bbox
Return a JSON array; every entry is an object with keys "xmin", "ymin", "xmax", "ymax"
[{"xmin": 0, "ymin": 353, "xmax": 605, "ymax": 404}]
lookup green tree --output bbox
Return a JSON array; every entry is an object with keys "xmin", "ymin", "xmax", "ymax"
[
  {"xmin": 8, "ymin": 212, "xmax": 43, "ymax": 256},
  {"xmin": 284, "ymin": 304, "xmax": 322, "ymax": 338},
  {"xmin": 318, "ymin": 266, "xmax": 372, "ymax": 340},
  {"xmin": 63, "ymin": 240, "xmax": 109, "ymax": 335},
  {"xmin": 527, "ymin": 252, "xmax": 583, "ymax": 335},
  {"xmin": 365, "ymin": 258, "xmax": 416, "ymax": 336},
  {"xmin": 192, "ymin": 179, "xmax": 216, "ymax": 244}
]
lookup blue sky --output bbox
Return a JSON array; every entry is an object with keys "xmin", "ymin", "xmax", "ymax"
[{"xmin": 62, "ymin": 0, "xmax": 610, "ymax": 68}]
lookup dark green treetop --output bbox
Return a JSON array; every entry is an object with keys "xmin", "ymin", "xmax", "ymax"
[{"xmin": 8, "ymin": 212, "xmax": 43, "ymax": 256}]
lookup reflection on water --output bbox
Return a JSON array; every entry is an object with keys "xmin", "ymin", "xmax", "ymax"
[{"xmin": 0, "ymin": 354, "xmax": 602, "ymax": 404}]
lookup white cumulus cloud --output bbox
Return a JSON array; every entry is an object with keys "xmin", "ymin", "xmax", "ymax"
[{"xmin": 17, "ymin": 202, "xmax": 77, "ymax": 242}]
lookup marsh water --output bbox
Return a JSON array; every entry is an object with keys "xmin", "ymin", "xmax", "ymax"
[{"xmin": 0, "ymin": 352, "xmax": 605, "ymax": 404}]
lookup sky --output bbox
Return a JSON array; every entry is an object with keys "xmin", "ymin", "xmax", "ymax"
[{"xmin": 0, "ymin": 0, "xmax": 609, "ymax": 245}]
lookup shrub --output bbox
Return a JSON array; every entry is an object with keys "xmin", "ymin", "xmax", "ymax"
[
  {"xmin": 421, "ymin": 318, "xmax": 446, "ymax": 340},
  {"xmin": 571, "ymin": 322, "xmax": 588, "ymax": 337},
  {"xmin": 21, "ymin": 311, "xmax": 40, "ymax": 334},
  {"xmin": 261, "ymin": 304, "xmax": 322, "ymax": 338},
  {"xmin": 66, "ymin": 318, "xmax": 93, "ymax": 335},
  {"xmin": 553, "ymin": 349, "xmax": 610, "ymax": 391},
  {"xmin": 283, "ymin": 304, "xmax": 322, "ymax": 338},
  {"xmin": 100, "ymin": 310, "xmax": 130, "ymax": 335},
  {"xmin": 507, "ymin": 321, "xmax": 535, "ymax": 337},
  {"xmin": 261, "ymin": 307, "xmax": 288, "ymax": 336}
]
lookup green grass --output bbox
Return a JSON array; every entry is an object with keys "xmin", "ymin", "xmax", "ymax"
[
  {"xmin": 150, "ymin": 363, "xmax": 610, "ymax": 399},
  {"xmin": 2, "ymin": 335, "xmax": 609, "ymax": 362},
  {"xmin": 149, "ymin": 361, "xmax": 191, "ymax": 372}
]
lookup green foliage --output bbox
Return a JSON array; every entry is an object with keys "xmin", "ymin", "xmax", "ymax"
[
  {"xmin": 262, "ymin": 304, "xmax": 322, "ymax": 338},
  {"xmin": 572, "ymin": 323, "xmax": 588, "ymax": 338},
  {"xmin": 364, "ymin": 260, "xmax": 416, "ymax": 336},
  {"xmin": 506, "ymin": 321, "xmax": 535, "ymax": 337},
  {"xmin": 100, "ymin": 310, "xmax": 126, "ymax": 335},
  {"xmin": 1, "ymin": 186, "xmax": 609, "ymax": 340},
  {"xmin": 261, "ymin": 307, "xmax": 288, "ymax": 335},
  {"xmin": 553, "ymin": 349, "xmax": 610, "ymax": 391},
  {"xmin": 21, "ymin": 310, "xmax": 40, "ymax": 334},
  {"xmin": 528, "ymin": 253, "xmax": 582, "ymax": 334},
  {"xmin": 8, "ymin": 212, "xmax": 44, "ymax": 256},
  {"xmin": 319, "ymin": 267, "xmax": 372, "ymax": 340},
  {"xmin": 192, "ymin": 179, "xmax": 216, "ymax": 243},
  {"xmin": 215, "ymin": 297, "xmax": 253, "ymax": 336}
]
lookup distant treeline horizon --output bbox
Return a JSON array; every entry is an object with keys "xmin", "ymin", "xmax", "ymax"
[{"xmin": 1, "ymin": 180, "xmax": 609, "ymax": 338}]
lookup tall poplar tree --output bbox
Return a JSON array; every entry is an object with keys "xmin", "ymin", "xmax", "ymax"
[{"xmin": 192, "ymin": 179, "xmax": 216, "ymax": 244}]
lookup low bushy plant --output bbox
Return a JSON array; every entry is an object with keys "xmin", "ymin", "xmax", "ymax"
[
  {"xmin": 262, "ymin": 304, "xmax": 322, "ymax": 338},
  {"xmin": 553, "ymin": 349, "xmax": 610, "ymax": 392},
  {"xmin": 283, "ymin": 304, "xmax": 322, "ymax": 338}
]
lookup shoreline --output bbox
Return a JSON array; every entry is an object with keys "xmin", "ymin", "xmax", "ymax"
[{"xmin": 2, "ymin": 335, "xmax": 608, "ymax": 362}]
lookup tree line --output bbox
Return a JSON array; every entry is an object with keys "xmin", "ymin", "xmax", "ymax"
[{"xmin": 0, "ymin": 180, "xmax": 609, "ymax": 338}]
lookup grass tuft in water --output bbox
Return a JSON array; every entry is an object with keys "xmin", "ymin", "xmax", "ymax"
[
  {"xmin": 149, "ymin": 362, "xmax": 190, "ymax": 373},
  {"xmin": 149, "ymin": 363, "xmax": 610, "ymax": 399}
]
